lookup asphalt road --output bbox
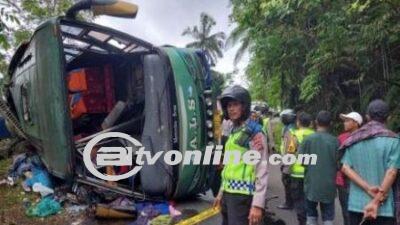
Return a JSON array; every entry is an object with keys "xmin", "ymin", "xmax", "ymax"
[{"xmin": 176, "ymin": 164, "xmax": 344, "ymax": 225}]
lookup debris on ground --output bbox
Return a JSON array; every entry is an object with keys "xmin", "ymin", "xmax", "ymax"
[
  {"xmin": 129, "ymin": 204, "xmax": 163, "ymax": 225},
  {"xmin": 8, "ymin": 153, "xmax": 44, "ymax": 181},
  {"xmin": 95, "ymin": 204, "xmax": 136, "ymax": 219},
  {"xmin": 149, "ymin": 215, "xmax": 172, "ymax": 225},
  {"xmin": 0, "ymin": 177, "xmax": 13, "ymax": 186},
  {"xmin": 23, "ymin": 167, "xmax": 52, "ymax": 190},
  {"xmin": 136, "ymin": 201, "xmax": 170, "ymax": 215},
  {"xmin": 171, "ymin": 208, "xmax": 199, "ymax": 223},
  {"xmin": 168, "ymin": 202, "xmax": 182, "ymax": 217},
  {"xmin": 26, "ymin": 196, "xmax": 61, "ymax": 218},
  {"xmin": 70, "ymin": 217, "xmax": 85, "ymax": 225},
  {"xmin": 65, "ymin": 205, "xmax": 88, "ymax": 215},
  {"xmin": 32, "ymin": 183, "xmax": 54, "ymax": 197},
  {"xmin": 109, "ymin": 196, "xmax": 136, "ymax": 212},
  {"xmin": 2, "ymin": 154, "xmax": 207, "ymax": 224}
]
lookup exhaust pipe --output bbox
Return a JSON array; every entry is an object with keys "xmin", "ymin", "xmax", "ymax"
[{"xmin": 66, "ymin": 0, "xmax": 92, "ymax": 19}]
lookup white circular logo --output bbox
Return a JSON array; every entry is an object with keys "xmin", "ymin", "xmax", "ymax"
[{"xmin": 83, "ymin": 132, "xmax": 143, "ymax": 181}]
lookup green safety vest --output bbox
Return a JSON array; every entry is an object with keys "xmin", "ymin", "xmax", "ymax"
[
  {"xmin": 290, "ymin": 128, "xmax": 314, "ymax": 179},
  {"xmin": 279, "ymin": 142, "xmax": 284, "ymax": 155},
  {"xmin": 262, "ymin": 117, "xmax": 270, "ymax": 135},
  {"xmin": 279, "ymin": 126, "xmax": 295, "ymax": 155},
  {"xmin": 221, "ymin": 127, "xmax": 256, "ymax": 195}
]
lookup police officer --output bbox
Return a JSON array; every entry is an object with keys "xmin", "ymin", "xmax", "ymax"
[
  {"xmin": 214, "ymin": 85, "xmax": 269, "ymax": 225},
  {"xmin": 258, "ymin": 105, "xmax": 276, "ymax": 153},
  {"xmin": 277, "ymin": 109, "xmax": 297, "ymax": 210},
  {"xmin": 289, "ymin": 112, "xmax": 315, "ymax": 225}
]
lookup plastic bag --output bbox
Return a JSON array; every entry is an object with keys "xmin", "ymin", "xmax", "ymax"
[{"xmin": 26, "ymin": 197, "xmax": 61, "ymax": 217}]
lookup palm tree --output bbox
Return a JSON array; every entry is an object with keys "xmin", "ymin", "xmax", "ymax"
[
  {"xmin": 225, "ymin": 25, "xmax": 252, "ymax": 66},
  {"xmin": 182, "ymin": 13, "xmax": 226, "ymax": 66}
]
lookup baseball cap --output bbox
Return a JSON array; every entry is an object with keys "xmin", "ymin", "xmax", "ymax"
[{"xmin": 340, "ymin": 112, "xmax": 363, "ymax": 126}]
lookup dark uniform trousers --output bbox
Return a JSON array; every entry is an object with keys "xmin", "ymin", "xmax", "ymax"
[
  {"xmin": 221, "ymin": 192, "xmax": 253, "ymax": 225},
  {"xmin": 291, "ymin": 177, "xmax": 306, "ymax": 225}
]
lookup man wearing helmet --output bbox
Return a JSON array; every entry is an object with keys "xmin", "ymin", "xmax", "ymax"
[
  {"xmin": 257, "ymin": 104, "xmax": 276, "ymax": 153},
  {"xmin": 277, "ymin": 109, "xmax": 297, "ymax": 210},
  {"xmin": 213, "ymin": 85, "xmax": 269, "ymax": 225}
]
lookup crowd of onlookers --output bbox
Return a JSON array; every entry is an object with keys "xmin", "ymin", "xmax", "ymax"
[
  {"xmin": 272, "ymin": 99, "xmax": 400, "ymax": 225},
  {"xmin": 214, "ymin": 85, "xmax": 399, "ymax": 225}
]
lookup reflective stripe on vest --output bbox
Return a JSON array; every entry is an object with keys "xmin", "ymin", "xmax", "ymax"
[
  {"xmin": 262, "ymin": 117, "xmax": 270, "ymax": 134},
  {"xmin": 280, "ymin": 126, "xmax": 295, "ymax": 155},
  {"xmin": 221, "ymin": 128, "xmax": 256, "ymax": 195},
  {"xmin": 290, "ymin": 128, "xmax": 314, "ymax": 179}
]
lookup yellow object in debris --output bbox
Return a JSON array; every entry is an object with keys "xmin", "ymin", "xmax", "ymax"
[
  {"xmin": 150, "ymin": 215, "xmax": 172, "ymax": 225},
  {"xmin": 95, "ymin": 204, "xmax": 136, "ymax": 219},
  {"xmin": 213, "ymin": 109, "xmax": 222, "ymax": 140},
  {"xmin": 176, "ymin": 207, "xmax": 220, "ymax": 225}
]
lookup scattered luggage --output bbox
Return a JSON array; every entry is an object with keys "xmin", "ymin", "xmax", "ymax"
[{"xmin": 68, "ymin": 65, "xmax": 115, "ymax": 119}]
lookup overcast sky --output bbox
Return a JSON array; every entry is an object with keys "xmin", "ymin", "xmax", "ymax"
[{"xmin": 95, "ymin": 0, "xmax": 249, "ymax": 85}]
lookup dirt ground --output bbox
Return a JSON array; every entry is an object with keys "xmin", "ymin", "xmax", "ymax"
[
  {"xmin": 0, "ymin": 157, "xmax": 207, "ymax": 225},
  {"xmin": 0, "ymin": 158, "xmax": 77, "ymax": 225}
]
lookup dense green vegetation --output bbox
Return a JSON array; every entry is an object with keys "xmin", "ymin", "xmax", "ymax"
[
  {"xmin": 230, "ymin": 0, "xmax": 400, "ymax": 131},
  {"xmin": 0, "ymin": 0, "xmax": 79, "ymax": 77}
]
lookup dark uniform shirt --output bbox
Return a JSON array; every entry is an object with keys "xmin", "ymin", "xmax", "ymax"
[{"xmin": 299, "ymin": 131, "xmax": 339, "ymax": 203}]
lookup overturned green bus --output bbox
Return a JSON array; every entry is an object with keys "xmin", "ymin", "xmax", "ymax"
[{"xmin": 1, "ymin": 0, "xmax": 220, "ymax": 199}]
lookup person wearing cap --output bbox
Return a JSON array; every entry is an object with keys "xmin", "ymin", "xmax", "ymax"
[
  {"xmin": 340, "ymin": 99, "xmax": 400, "ymax": 225},
  {"xmin": 213, "ymin": 85, "xmax": 269, "ymax": 225},
  {"xmin": 336, "ymin": 112, "xmax": 363, "ymax": 225},
  {"xmin": 299, "ymin": 111, "xmax": 339, "ymax": 225}
]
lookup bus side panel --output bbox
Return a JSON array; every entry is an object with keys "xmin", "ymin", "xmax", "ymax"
[
  {"xmin": 163, "ymin": 48, "xmax": 210, "ymax": 199},
  {"xmin": 29, "ymin": 20, "xmax": 73, "ymax": 178}
]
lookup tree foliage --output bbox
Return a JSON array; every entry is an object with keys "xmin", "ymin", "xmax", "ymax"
[
  {"xmin": 211, "ymin": 69, "xmax": 233, "ymax": 97},
  {"xmin": 0, "ymin": 0, "xmax": 79, "ymax": 76},
  {"xmin": 225, "ymin": 25, "xmax": 252, "ymax": 66},
  {"xmin": 182, "ymin": 13, "xmax": 226, "ymax": 66},
  {"xmin": 230, "ymin": 0, "xmax": 400, "ymax": 131}
]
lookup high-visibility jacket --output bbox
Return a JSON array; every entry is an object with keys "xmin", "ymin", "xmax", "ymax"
[
  {"xmin": 279, "ymin": 125, "xmax": 295, "ymax": 155},
  {"xmin": 290, "ymin": 128, "xmax": 314, "ymax": 179},
  {"xmin": 221, "ymin": 125, "xmax": 256, "ymax": 195},
  {"xmin": 262, "ymin": 117, "xmax": 270, "ymax": 135}
]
